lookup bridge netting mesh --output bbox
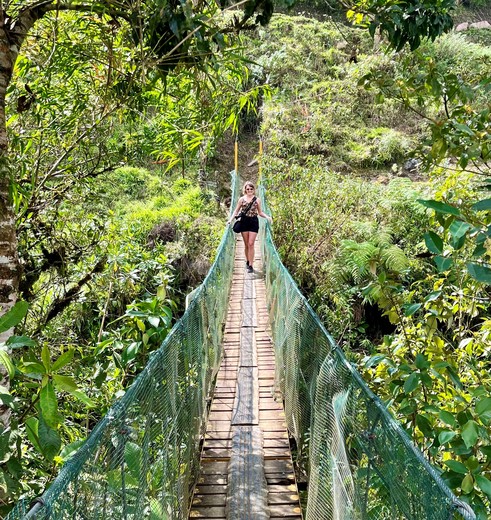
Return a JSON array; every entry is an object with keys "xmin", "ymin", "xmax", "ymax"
[
  {"xmin": 6, "ymin": 174, "xmax": 474, "ymax": 519},
  {"xmin": 258, "ymin": 185, "xmax": 475, "ymax": 520}
]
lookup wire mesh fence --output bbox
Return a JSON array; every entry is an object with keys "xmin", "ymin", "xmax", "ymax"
[
  {"xmin": 258, "ymin": 186, "xmax": 476, "ymax": 520},
  {"xmin": 6, "ymin": 174, "xmax": 240, "ymax": 520}
]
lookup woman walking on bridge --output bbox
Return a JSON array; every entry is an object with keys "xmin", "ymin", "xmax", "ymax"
[{"xmin": 228, "ymin": 181, "xmax": 272, "ymax": 273}]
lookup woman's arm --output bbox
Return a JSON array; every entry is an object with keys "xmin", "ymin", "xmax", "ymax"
[
  {"xmin": 256, "ymin": 200, "xmax": 272, "ymax": 223},
  {"xmin": 227, "ymin": 198, "xmax": 243, "ymax": 225}
]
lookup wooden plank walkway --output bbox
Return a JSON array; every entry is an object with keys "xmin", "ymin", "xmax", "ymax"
[{"xmin": 189, "ymin": 237, "xmax": 303, "ymax": 519}]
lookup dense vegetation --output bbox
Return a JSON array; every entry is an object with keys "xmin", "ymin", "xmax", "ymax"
[
  {"xmin": 0, "ymin": 0, "xmax": 490, "ymax": 518},
  {"xmin": 0, "ymin": 8, "xmax": 255, "ymax": 514},
  {"xmin": 245, "ymin": 10, "xmax": 491, "ymax": 518}
]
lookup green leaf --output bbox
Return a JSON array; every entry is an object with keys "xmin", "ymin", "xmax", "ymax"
[
  {"xmin": 472, "ymin": 198, "xmax": 491, "ymax": 212},
  {"xmin": 25, "ymin": 417, "xmax": 42, "ymax": 455},
  {"xmin": 59, "ymin": 439, "xmax": 85, "ymax": 462},
  {"xmin": 415, "ymin": 353, "xmax": 429, "ymax": 370},
  {"xmin": 53, "ymin": 375, "xmax": 78, "ymax": 393},
  {"xmin": 18, "ymin": 361, "xmax": 45, "ymax": 376},
  {"xmin": 434, "ymin": 256, "xmax": 453, "ymax": 272},
  {"xmin": 136, "ymin": 319, "xmax": 145, "ymax": 332},
  {"xmin": 125, "ymin": 442, "xmax": 142, "ymax": 480},
  {"xmin": 461, "ymin": 420, "xmax": 479, "ymax": 448},
  {"xmin": 40, "ymin": 382, "xmax": 59, "ymax": 429},
  {"xmin": 416, "ymin": 414, "xmax": 433, "ymax": 437},
  {"xmin": 38, "ymin": 416, "xmax": 62, "ymax": 461},
  {"xmin": 70, "ymin": 391, "xmax": 96, "ymax": 408},
  {"xmin": 0, "ymin": 350, "xmax": 15, "ymax": 380},
  {"xmin": 449, "ymin": 221, "xmax": 471, "ymax": 240},
  {"xmin": 476, "ymin": 475, "xmax": 491, "ymax": 498},
  {"xmin": 404, "ymin": 303, "xmax": 421, "ymax": 316},
  {"xmin": 444, "ymin": 459, "xmax": 468, "ymax": 474},
  {"xmin": 404, "ymin": 372, "xmax": 420, "ymax": 393},
  {"xmin": 0, "ymin": 301, "xmax": 28, "ymax": 334},
  {"xmin": 148, "ymin": 316, "xmax": 160, "ymax": 328},
  {"xmin": 6, "ymin": 336, "xmax": 37, "ymax": 348},
  {"xmin": 424, "ymin": 231, "xmax": 443, "ymax": 254},
  {"xmin": 7, "ymin": 457, "xmax": 22, "ymax": 479},
  {"xmin": 446, "ymin": 366, "xmax": 463, "ymax": 390},
  {"xmin": 417, "ymin": 199, "xmax": 460, "ymax": 216},
  {"xmin": 454, "ymin": 122, "xmax": 475, "ymax": 137},
  {"xmin": 123, "ymin": 342, "xmax": 141, "ymax": 365},
  {"xmin": 439, "ymin": 410, "xmax": 457, "ymax": 427},
  {"xmin": 438, "ymin": 430, "xmax": 456, "ymax": 445},
  {"xmin": 476, "ymin": 397, "xmax": 491, "ymax": 423},
  {"xmin": 425, "ymin": 290, "xmax": 442, "ymax": 302},
  {"xmin": 41, "ymin": 344, "xmax": 51, "ymax": 372},
  {"xmin": 51, "ymin": 349, "xmax": 74, "ymax": 372},
  {"xmin": 461, "ymin": 473, "xmax": 474, "ymax": 494},
  {"xmin": 364, "ymin": 354, "xmax": 386, "ymax": 367},
  {"xmin": 465, "ymin": 456, "xmax": 479, "ymax": 472},
  {"xmin": 450, "ymin": 233, "xmax": 466, "ymax": 251},
  {"xmin": 467, "ymin": 262, "xmax": 491, "ymax": 284},
  {"xmin": 481, "ymin": 446, "xmax": 491, "ymax": 458},
  {"xmin": 156, "ymin": 285, "xmax": 166, "ymax": 301},
  {"xmin": 0, "ymin": 385, "xmax": 14, "ymax": 408}
]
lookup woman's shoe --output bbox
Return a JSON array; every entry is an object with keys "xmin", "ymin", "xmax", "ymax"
[
  {"xmin": 247, "ymin": 265, "xmax": 253, "ymax": 273},
  {"xmin": 246, "ymin": 261, "xmax": 249, "ymax": 267}
]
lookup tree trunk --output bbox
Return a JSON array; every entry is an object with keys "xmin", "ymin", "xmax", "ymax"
[
  {"xmin": 0, "ymin": 0, "xmax": 52, "ymax": 327},
  {"xmin": 0, "ymin": 20, "xmax": 20, "ymax": 426}
]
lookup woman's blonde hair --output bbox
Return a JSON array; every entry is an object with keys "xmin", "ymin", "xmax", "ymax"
[{"xmin": 242, "ymin": 181, "xmax": 255, "ymax": 194}]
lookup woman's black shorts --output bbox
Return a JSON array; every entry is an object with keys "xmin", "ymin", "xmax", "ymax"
[{"xmin": 240, "ymin": 216, "xmax": 259, "ymax": 233}]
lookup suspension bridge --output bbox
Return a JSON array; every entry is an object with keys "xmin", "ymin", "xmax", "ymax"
[{"xmin": 7, "ymin": 174, "xmax": 475, "ymax": 520}]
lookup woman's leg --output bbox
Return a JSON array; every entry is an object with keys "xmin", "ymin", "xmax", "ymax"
[
  {"xmin": 247, "ymin": 232, "xmax": 258, "ymax": 267},
  {"xmin": 241, "ymin": 231, "xmax": 250, "ymax": 263}
]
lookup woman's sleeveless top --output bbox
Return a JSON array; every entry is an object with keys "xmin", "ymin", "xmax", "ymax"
[{"xmin": 241, "ymin": 197, "xmax": 258, "ymax": 217}]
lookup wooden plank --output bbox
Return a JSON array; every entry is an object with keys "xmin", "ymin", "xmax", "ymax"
[
  {"xmin": 200, "ymin": 461, "xmax": 228, "ymax": 474},
  {"xmin": 208, "ymin": 411, "xmax": 233, "ymax": 421},
  {"xmin": 197, "ymin": 474, "xmax": 227, "ymax": 485},
  {"xmin": 264, "ymin": 459, "xmax": 294, "ymax": 472},
  {"xmin": 190, "ymin": 242, "xmax": 303, "ymax": 520},
  {"xmin": 269, "ymin": 505, "xmax": 303, "ymax": 517},
  {"xmin": 202, "ymin": 448, "xmax": 230, "ymax": 459},
  {"xmin": 193, "ymin": 485, "xmax": 227, "ymax": 495},
  {"xmin": 192, "ymin": 494, "xmax": 226, "ymax": 506},
  {"xmin": 268, "ymin": 491, "xmax": 301, "ymax": 504},
  {"xmin": 189, "ymin": 506, "xmax": 226, "ymax": 518},
  {"xmin": 268, "ymin": 484, "xmax": 299, "ymax": 493}
]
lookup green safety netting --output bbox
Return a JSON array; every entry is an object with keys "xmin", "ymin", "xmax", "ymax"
[
  {"xmin": 258, "ymin": 186, "xmax": 476, "ymax": 520},
  {"xmin": 7, "ymin": 175, "xmax": 476, "ymax": 520},
  {"xmin": 6, "ymin": 175, "xmax": 241, "ymax": 520}
]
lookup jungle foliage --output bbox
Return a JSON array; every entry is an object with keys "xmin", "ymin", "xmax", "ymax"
[
  {"xmin": 245, "ymin": 11, "xmax": 491, "ymax": 518},
  {"xmin": 1, "ymin": 0, "xmax": 490, "ymax": 517},
  {"xmin": 0, "ymin": 6, "xmax": 260, "ymax": 513}
]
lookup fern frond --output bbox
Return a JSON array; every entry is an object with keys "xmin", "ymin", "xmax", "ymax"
[
  {"xmin": 381, "ymin": 245, "xmax": 409, "ymax": 274},
  {"xmin": 349, "ymin": 221, "xmax": 377, "ymax": 241},
  {"xmin": 362, "ymin": 282, "xmax": 383, "ymax": 305},
  {"xmin": 372, "ymin": 228, "xmax": 393, "ymax": 248},
  {"xmin": 321, "ymin": 261, "xmax": 345, "ymax": 290},
  {"xmin": 340, "ymin": 240, "xmax": 378, "ymax": 284}
]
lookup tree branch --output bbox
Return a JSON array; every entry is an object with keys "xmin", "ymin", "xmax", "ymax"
[{"xmin": 32, "ymin": 256, "xmax": 107, "ymax": 335}]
